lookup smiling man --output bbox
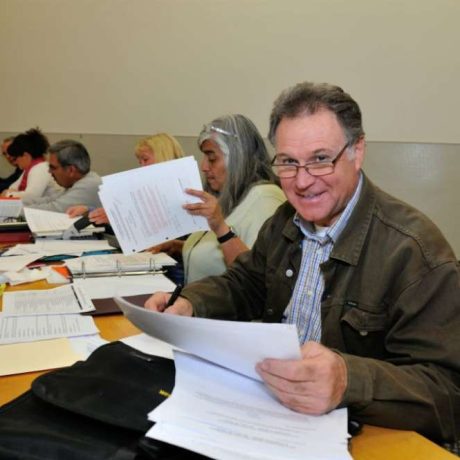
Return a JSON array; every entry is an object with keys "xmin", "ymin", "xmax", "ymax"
[
  {"xmin": 22, "ymin": 140, "xmax": 102, "ymax": 212},
  {"xmin": 145, "ymin": 82, "xmax": 460, "ymax": 451}
]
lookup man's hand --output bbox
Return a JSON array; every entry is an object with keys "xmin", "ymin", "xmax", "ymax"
[
  {"xmin": 88, "ymin": 207, "xmax": 109, "ymax": 225},
  {"xmin": 67, "ymin": 205, "xmax": 89, "ymax": 217},
  {"xmin": 256, "ymin": 341, "xmax": 347, "ymax": 415},
  {"xmin": 146, "ymin": 239, "xmax": 184, "ymax": 256},
  {"xmin": 144, "ymin": 291, "xmax": 193, "ymax": 316}
]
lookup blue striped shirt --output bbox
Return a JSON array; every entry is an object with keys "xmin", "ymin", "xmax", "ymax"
[{"xmin": 282, "ymin": 174, "xmax": 363, "ymax": 344}]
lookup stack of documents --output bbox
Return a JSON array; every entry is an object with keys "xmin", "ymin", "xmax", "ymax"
[
  {"xmin": 98, "ymin": 157, "xmax": 209, "ymax": 254},
  {"xmin": 0, "ymin": 197, "xmax": 22, "ymax": 221},
  {"xmin": 115, "ymin": 298, "xmax": 352, "ymax": 460},
  {"xmin": 23, "ymin": 208, "xmax": 104, "ymax": 238}
]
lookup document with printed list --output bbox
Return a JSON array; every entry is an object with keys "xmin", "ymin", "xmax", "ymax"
[{"xmin": 98, "ymin": 156, "xmax": 209, "ymax": 254}]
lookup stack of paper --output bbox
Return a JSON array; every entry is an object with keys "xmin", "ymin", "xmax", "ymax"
[
  {"xmin": 115, "ymin": 299, "xmax": 352, "ymax": 459},
  {"xmin": 0, "ymin": 197, "xmax": 22, "ymax": 219},
  {"xmin": 23, "ymin": 208, "xmax": 104, "ymax": 238},
  {"xmin": 98, "ymin": 156, "xmax": 209, "ymax": 254}
]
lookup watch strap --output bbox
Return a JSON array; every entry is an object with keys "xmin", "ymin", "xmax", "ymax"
[{"xmin": 217, "ymin": 227, "xmax": 237, "ymax": 244}]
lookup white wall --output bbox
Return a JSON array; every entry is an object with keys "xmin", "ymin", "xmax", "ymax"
[{"xmin": 1, "ymin": 0, "xmax": 459, "ymax": 142}]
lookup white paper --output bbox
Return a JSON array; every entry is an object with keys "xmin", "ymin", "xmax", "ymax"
[
  {"xmin": 3, "ymin": 267, "xmax": 51, "ymax": 285},
  {"xmin": 147, "ymin": 352, "xmax": 351, "ymax": 460},
  {"xmin": 115, "ymin": 297, "xmax": 301, "ymax": 381},
  {"xmin": 66, "ymin": 252, "xmax": 177, "ymax": 275},
  {"xmin": 73, "ymin": 274, "xmax": 176, "ymax": 299},
  {"xmin": 3, "ymin": 240, "xmax": 114, "ymax": 257},
  {"xmin": 0, "ymin": 198, "xmax": 22, "ymax": 217},
  {"xmin": 2, "ymin": 284, "xmax": 95, "ymax": 316},
  {"xmin": 121, "ymin": 333, "xmax": 176, "ymax": 360},
  {"xmin": 0, "ymin": 254, "xmax": 43, "ymax": 272},
  {"xmin": 99, "ymin": 157, "xmax": 209, "ymax": 254},
  {"xmin": 68, "ymin": 334, "xmax": 108, "ymax": 359},
  {"xmin": 0, "ymin": 313, "xmax": 99, "ymax": 344},
  {"xmin": 23, "ymin": 207, "xmax": 103, "ymax": 237}
]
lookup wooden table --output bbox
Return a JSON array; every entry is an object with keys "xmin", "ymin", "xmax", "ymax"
[{"xmin": 0, "ymin": 281, "xmax": 456, "ymax": 459}]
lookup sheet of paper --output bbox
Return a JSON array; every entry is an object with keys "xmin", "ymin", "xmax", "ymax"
[
  {"xmin": 147, "ymin": 351, "xmax": 351, "ymax": 460},
  {"xmin": 68, "ymin": 334, "xmax": 108, "ymax": 359},
  {"xmin": 0, "ymin": 197, "xmax": 22, "ymax": 218},
  {"xmin": 3, "ymin": 240, "xmax": 114, "ymax": 257},
  {"xmin": 23, "ymin": 207, "xmax": 102, "ymax": 237},
  {"xmin": 73, "ymin": 274, "xmax": 176, "ymax": 299},
  {"xmin": 98, "ymin": 156, "xmax": 209, "ymax": 254},
  {"xmin": 115, "ymin": 297, "xmax": 300, "ymax": 380},
  {"xmin": 2, "ymin": 285, "xmax": 95, "ymax": 316},
  {"xmin": 121, "ymin": 333, "xmax": 176, "ymax": 360},
  {"xmin": 0, "ymin": 313, "xmax": 99, "ymax": 344},
  {"xmin": 0, "ymin": 254, "xmax": 43, "ymax": 272},
  {"xmin": 0, "ymin": 337, "xmax": 83, "ymax": 376},
  {"xmin": 3, "ymin": 267, "xmax": 51, "ymax": 285},
  {"xmin": 66, "ymin": 252, "xmax": 177, "ymax": 275}
]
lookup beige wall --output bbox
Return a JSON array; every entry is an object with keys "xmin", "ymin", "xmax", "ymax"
[{"xmin": 0, "ymin": 0, "xmax": 459, "ymax": 142}]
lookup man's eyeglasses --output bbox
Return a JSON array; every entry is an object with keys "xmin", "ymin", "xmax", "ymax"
[{"xmin": 271, "ymin": 143, "xmax": 349, "ymax": 178}]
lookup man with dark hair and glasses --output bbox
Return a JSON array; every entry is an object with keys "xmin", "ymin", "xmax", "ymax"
[{"xmin": 145, "ymin": 82, "xmax": 459, "ymax": 452}]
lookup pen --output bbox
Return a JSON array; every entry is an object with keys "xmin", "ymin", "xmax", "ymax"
[
  {"xmin": 71, "ymin": 285, "xmax": 83, "ymax": 310},
  {"xmin": 166, "ymin": 284, "xmax": 182, "ymax": 307}
]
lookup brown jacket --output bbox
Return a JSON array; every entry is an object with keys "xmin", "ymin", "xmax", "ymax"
[{"xmin": 182, "ymin": 174, "xmax": 460, "ymax": 444}]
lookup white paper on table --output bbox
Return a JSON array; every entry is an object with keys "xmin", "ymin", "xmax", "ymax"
[
  {"xmin": 98, "ymin": 156, "xmax": 209, "ymax": 254},
  {"xmin": 147, "ymin": 351, "xmax": 351, "ymax": 460},
  {"xmin": 0, "ymin": 197, "xmax": 22, "ymax": 217},
  {"xmin": 121, "ymin": 333, "xmax": 177, "ymax": 360},
  {"xmin": 2, "ymin": 284, "xmax": 95, "ymax": 316},
  {"xmin": 73, "ymin": 274, "xmax": 176, "ymax": 299},
  {"xmin": 0, "ymin": 313, "xmax": 99, "ymax": 344},
  {"xmin": 66, "ymin": 252, "xmax": 177, "ymax": 275},
  {"xmin": 4, "ymin": 267, "xmax": 51, "ymax": 285},
  {"xmin": 2, "ymin": 240, "xmax": 113, "ymax": 257},
  {"xmin": 115, "ymin": 297, "xmax": 300, "ymax": 381},
  {"xmin": 68, "ymin": 334, "xmax": 108, "ymax": 359},
  {"xmin": 0, "ymin": 254, "xmax": 43, "ymax": 272},
  {"xmin": 23, "ymin": 208, "xmax": 102, "ymax": 237}
]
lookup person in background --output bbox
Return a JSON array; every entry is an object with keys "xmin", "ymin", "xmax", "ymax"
[
  {"xmin": 1, "ymin": 128, "xmax": 60, "ymax": 199},
  {"xmin": 67, "ymin": 132, "xmax": 185, "ymax": 222},
  {"xmin": 152, "ymin": 114, "xmax": 286, "ymax": 283},
  {"xmin": 0, "ymin": 136, "xmax": 21, "ymax": 193},
  {"xmin": 22, "ymin": 140, "xmax": 102, "ymax": 212},
  {"xmin": 144, "ymin": 82, "xmax": 460, "ymax": 452}
]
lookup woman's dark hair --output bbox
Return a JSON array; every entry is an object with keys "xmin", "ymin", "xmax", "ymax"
[{"xmin": 7, "ymin": 127, "xmax": 49, "ymax": 159}]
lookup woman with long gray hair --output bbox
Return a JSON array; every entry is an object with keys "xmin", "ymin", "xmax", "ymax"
[{"xmin": 155, "ymin": 114, "xmax": 285, "ymax": 283}]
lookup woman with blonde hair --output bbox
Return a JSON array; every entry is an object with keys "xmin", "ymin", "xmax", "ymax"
[{"xmin": 67, "ymin": 133, "xmax": 185, "ymax": 220}]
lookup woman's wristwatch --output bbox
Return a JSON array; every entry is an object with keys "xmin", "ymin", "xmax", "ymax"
[{"xmin": 217, "ymin": 226, "xmax": 237, "ymax": 244}]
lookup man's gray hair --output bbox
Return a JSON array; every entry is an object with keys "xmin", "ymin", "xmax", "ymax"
[
  {"xmin": 198, "ymin": 114, "xmax": 277, "ymax": 217},
  {"xmin": 49, "ymin": 140, "xmax": 91, "ymax": 175},
  {"xmin": 268, "ymin": 82, "xmax": 365, "ymax": 146}
]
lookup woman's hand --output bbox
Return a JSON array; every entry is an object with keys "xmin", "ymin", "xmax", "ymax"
[
  {"xmin": 183, "ymin": 188, "xmax": 228, "ymax": 236},
  {"xmin": 146, "ymin": 240, "xmax": 184, "ymax": 256}
]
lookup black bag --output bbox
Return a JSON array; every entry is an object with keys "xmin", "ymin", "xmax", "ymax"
[{"xmin": 0, "ymin": 341, "xmax": 207, "ymax": 460}]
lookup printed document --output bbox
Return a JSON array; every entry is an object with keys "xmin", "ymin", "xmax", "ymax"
[
  {"xmin": 0, "ymin": 197, "xmax": 22, "ymax": 217},
  {"xmin": 2, "ymin": 285, "xmax": 95, "ymax": 316},
  {"xmin": 115, "ymin": 297, "xmax": 300, "ymax": 381},
  {"xmin": 99, "ymin": 157, "xmax": 209, "ymax": 254},
  {"xmin": 0, "ymin": 254, "xmax": 43, "ymax": 272},
  {"xmin": 0, "ymin": 313, "xmax": 98, "ymax": 344},
  {"xmin": 147, "ymin": 352, "xmax": 351, "ymax": 460}
]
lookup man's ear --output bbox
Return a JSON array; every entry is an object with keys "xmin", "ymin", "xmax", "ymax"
[{"xmin": 353, "ymin": 136, "xmax": 366, "ymax": 171}]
